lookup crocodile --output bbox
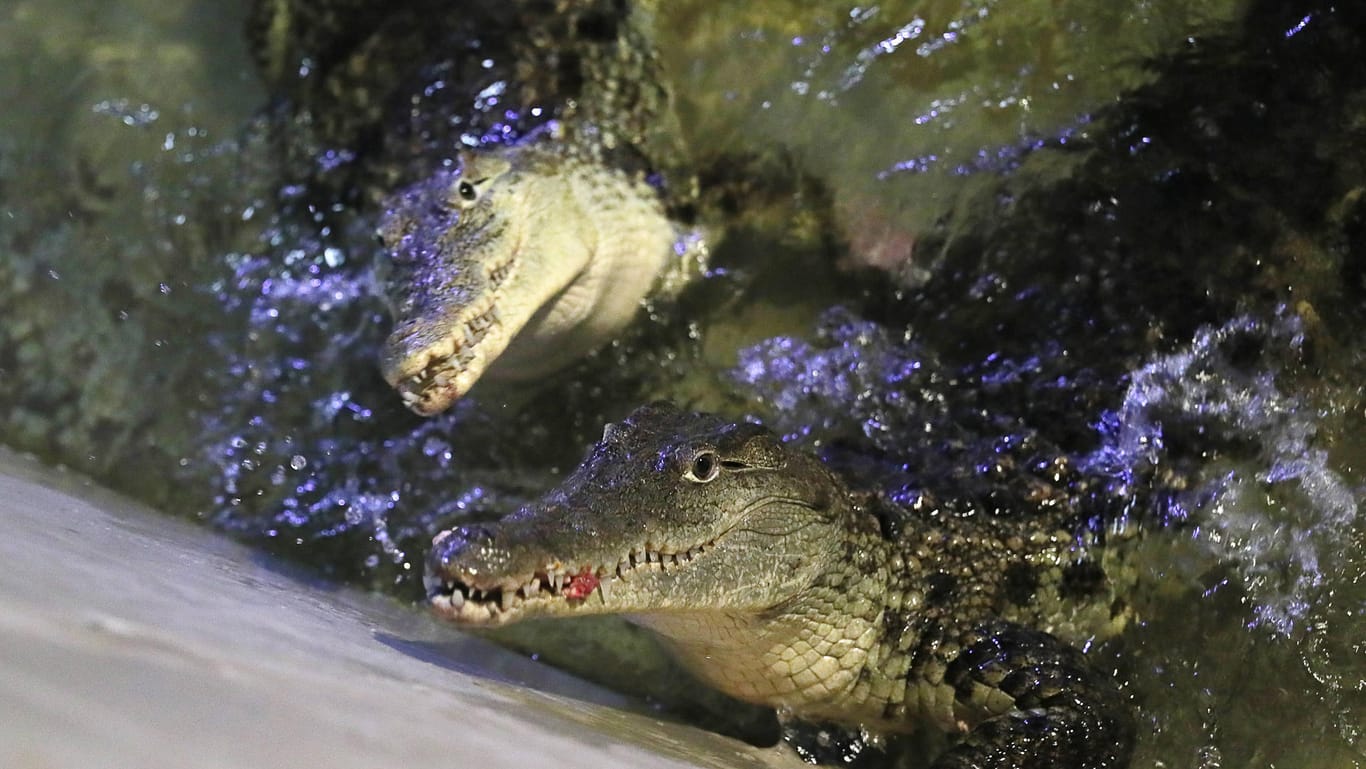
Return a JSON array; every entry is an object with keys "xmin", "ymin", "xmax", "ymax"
[
  {"xmin": 375, "ymin": 137, "xmax": 678, "ymax": 415},
  {"xmin": 248, "ymin": 1, "xmax": 1266, "ymax": 419},
  {"xmin": 368, "ymin": 1, "xmax": 698, "ymax": 415},
  {"xmin": 247, "ymin": 0, "xmax": 696, "ymax": 415},
  {"xmin": 426, "ymin": 402, "xmax": 1137, "ymax": 768}
]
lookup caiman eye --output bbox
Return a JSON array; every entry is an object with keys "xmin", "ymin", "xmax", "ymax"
[
  {"xmin": 685, "ymin": 451, "xmax": 720, "ymax": 483},
  {"xmin": 457, "ymin": 180, "xmax": 477, "ymax": 201}
]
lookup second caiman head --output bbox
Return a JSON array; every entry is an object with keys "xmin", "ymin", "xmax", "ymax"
[{"xmin": 375, "ymin": 140, "xmax": 674, "ymax": 416}]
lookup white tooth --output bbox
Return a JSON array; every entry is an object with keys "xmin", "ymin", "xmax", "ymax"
[
  {"xmin": 463, "ymin": 325, "xmax": 478, "ymax": 347},
  {"xmin": 450, "ymin": 591, "xmax": 464, "ymax": 609},
  {"xmin": 647, "ymin": 551, "xmax": 659, "ymax": 564},
  {"xmin": 500, "ymin": 590, "xmax": 514, "ymax": 612},
  {"xmin": 401, "ymin": 389, "xmax": 421, "ymax": 404},
  {"xmin": 597, "ymin": 580, "xmax": 612, "ymax": 604},
  {"xmin": 552, "ymin": 572, "xmax": 563, "ymax": 593},
  {"xmin": 529, "ymin": 577, "xmax": 541, "ymax": 594}
]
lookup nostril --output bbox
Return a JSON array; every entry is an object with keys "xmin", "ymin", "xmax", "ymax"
[
  {"xmin": 452, "ymin": 524, "xmax": 497, "ymax": 547},
  {"xmin": 427, "ymin": 523, "xmax": 499, "ymax": 573},
  {"xmin": 465, "ymin": 523, "xmax": 494, "ymax": 536}
]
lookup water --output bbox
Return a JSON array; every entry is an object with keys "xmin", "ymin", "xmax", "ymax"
[
  {"xmin": 736, "ymin": 307, "xmax": 1364, "ymax": 765},
  {"xmin": 1, "ymin": 0, "xmax": 1362, "ymax": 765}
]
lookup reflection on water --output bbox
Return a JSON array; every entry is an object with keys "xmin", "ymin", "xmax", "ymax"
[{"xmin": 0, "ymin": 0, "xmax": 1362, "ymax": 765}]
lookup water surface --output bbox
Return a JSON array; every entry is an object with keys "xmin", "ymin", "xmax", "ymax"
[{"xmin": 0, "ymin": 0, "xmax": 1362, "ymax": 765}]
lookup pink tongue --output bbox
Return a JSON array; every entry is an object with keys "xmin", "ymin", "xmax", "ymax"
[{"xmin": 562, "ymin": 569, "xmax": 600, "ymax": 601}]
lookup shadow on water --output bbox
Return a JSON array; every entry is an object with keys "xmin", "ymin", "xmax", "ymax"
[
  {"xmin": 377, "ymin": 623, "xmax": 783, "ymax": 746},
  {"xmin": 374, "ymin": 631, "xmax": 636, "ymax": 710}
]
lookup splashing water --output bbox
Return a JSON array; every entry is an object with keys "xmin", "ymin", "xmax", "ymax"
[
  {"xmin": 734, "ymin": 307, "xmax": 1360, "ymax": 639},
  {"xmin": 1086, "ymin": 311, "xmax": 1359, "ymax": 635}
]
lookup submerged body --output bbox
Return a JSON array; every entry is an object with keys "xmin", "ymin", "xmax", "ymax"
[{"xmin": 426, "ymin": 403, "xmax": 1136, "ymax": 767}]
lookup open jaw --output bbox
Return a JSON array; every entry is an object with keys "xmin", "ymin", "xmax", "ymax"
[
  {"xmin": 385, "ymin": 296, "xmax": 505, "ymax": 416},
  {"xmin": 383, "ymin": 236, "xmax": 525, "ymax": 416},
  {"xmin": 424, "ymin": 533, "xmax": 716, "ymax": 626}
]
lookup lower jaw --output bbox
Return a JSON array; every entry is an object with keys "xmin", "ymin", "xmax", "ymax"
[
  {"xmin": 429, "ymin": 593, "xmax": 509, "ymax": 625},
  {"xmin": 402, "ymin": 386, "xmax": 459, "ymax": 416}
]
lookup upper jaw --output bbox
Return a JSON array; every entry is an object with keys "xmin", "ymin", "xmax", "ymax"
[
  {"xmin": 376, "ymin": 196, "xmax": 519, "ymax": 415},
  {"xmin": 383, "ymin": 343, "xmax": 483, "ymax": 416},
  {"xmin": 424, "ymin": 526, "xmax": 717, "ymax": 626},
  {"xmin": 379, "ymin": 300, "xmax": 508, "ymax": 415}
]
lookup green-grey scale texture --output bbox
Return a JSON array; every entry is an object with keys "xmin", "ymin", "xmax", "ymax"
[{"xmin": 427, "ymin": 402, "xmax": 1137, "ymax": 768}]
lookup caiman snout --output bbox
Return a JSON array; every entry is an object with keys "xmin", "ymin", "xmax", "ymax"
[{"xmin": 423, "ymin": 523, "xmax": 506, "ymax": 596}]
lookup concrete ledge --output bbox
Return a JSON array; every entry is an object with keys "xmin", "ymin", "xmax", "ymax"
[{"xmin": 0, "ymin": 448, "xmax": 794, "ymax": 769}]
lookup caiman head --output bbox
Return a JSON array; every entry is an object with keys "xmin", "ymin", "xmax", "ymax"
[
  {"xmin": 375, "ymin": 146, "xmax": 590, "ymax": 415},
  {"xmin": 424, "ymin": 402, "xmax": 849, "ymax": 627}
]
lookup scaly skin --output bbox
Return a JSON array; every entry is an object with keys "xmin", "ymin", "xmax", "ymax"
[
  {"xmin": 247, "ymin": 0, "xmax": 691, "ymax": 415},
  {"xmin": 426, "ymin": 402, "xmax": 1136, "ymax": 768},
  {"xmin": 376, "ymin": 139, "xmax": 676, "ymax": 415}
]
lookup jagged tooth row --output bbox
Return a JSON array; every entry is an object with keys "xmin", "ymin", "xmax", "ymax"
[
  {"xmin": 408, "ymin": 294, "xmax": 502, "ymax": 388},
  {"xmin": 447, "ymin": 543, "xmax": 714, "ymax": 613},
  {"xmin": 614, "ymin": 542, "xmax": 711, "ymax": 578},
  {"xmin": 447, "ymin": 567, "xmax": 561, "ymax": 614},
  {"xmin": 516, "ymin": 576, "xmax": 542, "ymax": 600},
  {"xmin": 467, "ymin": 303, "xmax": 502, "ymax": 333},
  {"xmin": 489, "ymin": 258, "xmax": 513, "ymax": 289}
]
